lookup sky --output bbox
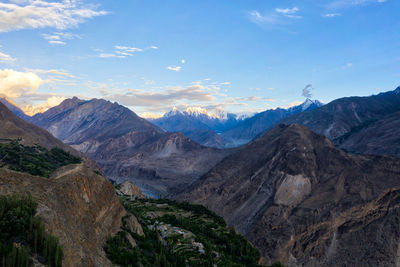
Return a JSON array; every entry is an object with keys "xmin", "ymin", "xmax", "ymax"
[{"xmin": 0, "ymin": 0, "xmax": 399, "ymax": 117}]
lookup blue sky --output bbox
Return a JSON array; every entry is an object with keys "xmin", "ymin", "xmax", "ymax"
[{"xmin": 0, "ymin": 0, "xmax": 399, "ymax": 117}]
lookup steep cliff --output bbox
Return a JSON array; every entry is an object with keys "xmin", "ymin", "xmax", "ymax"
[{"xmin": 177, "ymin": 124, "xmax": 400, "ymax": 266}]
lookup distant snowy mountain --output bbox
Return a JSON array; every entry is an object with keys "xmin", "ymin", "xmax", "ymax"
[
  {"xmin": 221, "ymin": 99, "xmax": 323, "ymax": 146},
  {"xmin": 150, "ymin": 100, "xmax": 323, "ymax": 148},
  {"xmin": 289, "ymin": 98, "xmax": 324, "ymax": 112},
  {"xmin": 149, "ymin": 107, "xmax": 245, "ymax": 148}
]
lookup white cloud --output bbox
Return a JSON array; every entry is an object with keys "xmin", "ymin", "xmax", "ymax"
[
  {"xmin": 248, "ymin": 10, "xmax": 279, "ymax": 24},
  {"xmin": 115, "ymin": 46, "xmax": 143, "ymax": 56},
  {"xmin": 25, "ymin": 68, "xmax": 76, "ymax": 86},
  {"xmin": 49, "ymin": 40, "xmax": 66, "ymax": 45},
  {"xmin": 22, "ymin": 95, "xmax": 65, "ymax": 115},
  {"xmin": 327, "ymin": 0, "xmax": 386, "ymax": 9},
  {"xmin": 248, "ymin": 7, "xmax": 302, "ymax": 25},
  {"xmin": 275, "ymin": 7, "xmax": 299, "ymax": 14},
  {"xmin": 181, "ymin": 59, "xmax": 185, "ymax": 64},
  {"xmin": 98, "ymin": 45, "xmax": 152, "ymax": 59},
  {"xmin": 150, "ymin": 46, "xmax": 159, "ymax": 49},
  {"xmin": 0, "ymin": 0, "xmax": 108, "ymax": 32},
  {"xmin": 87, "ymin": 78, "xmax": 277, "ymax": 115},
  {"xmin": 104, "ymin": 84, "xmax": 216, "ymax": 108},
  {"xmin": 98, "ymin": 53, "xmax": 125, "ymax": 58},
  {"xmin": 0, "ymin": 52, "xmax": 16, "ymax": 62},
  {"xmin": 0, "ymin": 69, "xmax": 43, "ymax": 98},
  {"xmin": 41, "ymin": 32, "xmax": 81, "ymax": 45},
  {"xmin": 323, "ymin": 13, "xmax": 341, "ymax": 17},
  {"xmin": 167, "ymin": 65, "xmax": 182, "ymax": 72},
  {"xmin": 220, "ymin": 82, "xmax": 231, "ymax": 86}
]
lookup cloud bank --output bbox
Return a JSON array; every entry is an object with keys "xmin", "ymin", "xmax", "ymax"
[
  {"xmin": 0, "ymin": 69, "xmax": 43, "ymax": 98},
  {"xmin": 0, "ymin": 0, "xmax": 107, "ymax": 32}
]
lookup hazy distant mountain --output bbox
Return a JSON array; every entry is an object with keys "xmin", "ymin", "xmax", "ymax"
[
  {"xmin": 29, "ymin": 98, "xmax": 229, "ymax": 196},
  {"xmin": 221, "ymin": 98, "xmax": 323, "ymax": 146},
  {"xmin": 149, "ymin": 107, "xmax": 247, "ymax": 148},
  {"xmin": 283, "ymin": 87, "xmax": 400, "ymax": 157},
  {"xmin": 177, "ymin": 123, "xmax": 400, "ymax": 266},
  {"xmin": 151, "ymin": 100, "xmax": 322, "ymax": 148}
]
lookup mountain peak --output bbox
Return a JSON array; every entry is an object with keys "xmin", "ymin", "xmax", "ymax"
[
  {"xmin": 300, "ymin": 98, "xmax": 323, "ymax": 111},
  {"xmin": 395, "ymin": 86, "xmax": 400, "ymax": 94},
  {"xmin": 165, "ymin": 107, "xmax": 183, "ymax": 117}
]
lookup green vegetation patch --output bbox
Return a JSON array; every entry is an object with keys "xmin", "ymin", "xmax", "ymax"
[
  {"xmin": 0, "ymin": 140, "xmax": 81, "ymax": 177},
  {"xmin": 0, "ymin": 194, "xmax": 63, "ymax": 267},
  {"xmin": 105, "ymin": 197, "xmax": 263, "ymax": 267}
]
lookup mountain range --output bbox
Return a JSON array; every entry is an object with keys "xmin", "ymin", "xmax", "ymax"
[
  {"xmin": 2, "ymin": 86, "xmax": 400, "ymax": 266},
  {"xmin": 150, "ymin": 99, "xmax": 323, "ymax": 148},
  {"xmin": 26, "ymin": 97, "xmax": 229, "ymax": 196},
  {"xmin": 282, "ymin": 86, "xmax": 400, "ymax": 157}
]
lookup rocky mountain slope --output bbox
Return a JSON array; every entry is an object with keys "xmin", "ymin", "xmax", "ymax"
[
  {"xmin": 28, "ymin": 98, "xmax": 229, "ymax": 196},
  {"xmin": 221, "ymin": 99, "xmax": 323, "ymax": 147},
  {"xmin": 282, "ymin": 87, "xmax": 400, "ymax": 157},
  {"xmin": 0, "ymin": 164, "xmax": 125, "ymax": 266},
  {"xmin": 177, "ymin": 123, "xmax": 400, "ymax": 266},
  {"xmin": 30, "ymin": 96, "xmax": 163, "ymax": 144},
  {"xmin": 339, "ymin": 110, "xmax": 400, "ymax": 156},
  {"xmin": 0, "ymin": 101, "xmax": 98, "ymax": 170},
  {"xmin": 0, "ymin": 97, "xmax": 30, "ymax": 121},
  {"xmin": 0, "ymin": 102, "xmax": 126, "ymax": 266}
]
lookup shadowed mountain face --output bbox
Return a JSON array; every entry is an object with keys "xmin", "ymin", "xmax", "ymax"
[
  {"xmin": 30, "ymin": 96, "xmax": 163, "ymax": 144},
  {"xmin": 0, "ymin": 97, "xmax": 30, "ymax": 121},
  {"xmin": 282, "ymin": 87, "xmax": 400, "ymax": 157},
  {"xmin": 177, "ymin": 124, "xmax": 400, "ymax": 266},
  {"xmin": 28, "ymin": 98, "xmax": 229, "ymax": 196}
]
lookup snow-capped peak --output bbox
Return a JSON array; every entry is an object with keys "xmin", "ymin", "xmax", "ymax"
[
  {"xmin": 163, "ymin": 106, "xmax": 232, "ymax": 120},
  {"xmin": 300, "ymin": 98, "xmax": 323, "ymax": 111},
  {"xmin": 184, "ymin": 107, "xmax": 209, "ymax": 117},
  {"xmin": 164, "ymin": 106, "xmax": 183, "ymax": 117}
]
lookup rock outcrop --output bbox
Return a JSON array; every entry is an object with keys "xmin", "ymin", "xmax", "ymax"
[
  {"xmin": 0, "ymin": 164, "xmax": 125, "ymax": 266},
  {"xmin": 119, "ymin": 181, "xmax": 145, "ymax": 199},
  {"xmin": 177, "ymin": 124, "xmax": 400, "ymax": 266}
]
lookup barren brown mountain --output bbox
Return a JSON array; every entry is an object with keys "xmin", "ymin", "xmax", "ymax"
[
  {"xmin": 0, "ymin": 102, "xmax": 126, "ymax": 266},
  {"xmin": 177, "ymin": 123, "xmax": 400, "ymax": 266},
  {"xmin": 282, "ymin": 86, "xmax": 400, "ymax": 157}
]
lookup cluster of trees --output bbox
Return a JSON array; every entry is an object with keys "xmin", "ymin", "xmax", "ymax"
[
  {"xmin": 0, "ymin": 194, "xmax": 63, "ymax": 267},
  {"xmin": 0, "ymin": 141, "xmax": 81, "ymax": 177},
  {"xmin": 106, "ymin": 197, "xmax": 263, "ymax": 267},
  {"xmin": 159, "ymin": 213, "xmax": 260, "ymax": 266}
]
